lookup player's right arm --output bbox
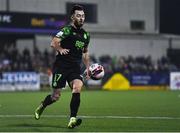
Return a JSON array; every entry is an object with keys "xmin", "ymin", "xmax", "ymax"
[
  {"xmin": 51, "ymin": 26, "xmax": 71, "ymax": 55},
  {"xmin": 50, "ymin": 37, "xmax": 69, "ymax": 55}
]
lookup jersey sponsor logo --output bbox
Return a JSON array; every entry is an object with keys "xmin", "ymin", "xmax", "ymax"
[{"xmin": 75, "ymin": 40, "xmax": 85, "ymax": 50}]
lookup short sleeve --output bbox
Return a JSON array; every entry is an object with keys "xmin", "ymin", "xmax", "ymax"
[
  {"xmin": 87, "ymin": 32, "xmax": 90, "ymax": 45},
  {"xmin": 84, "ymin": 32, "xmax": 90, "ymax": 46},
  {"xmin": 55, "ymin": 26, "xmax": 71, "ymax": 40}
]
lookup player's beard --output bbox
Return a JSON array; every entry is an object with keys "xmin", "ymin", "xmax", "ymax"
[{"xmin": 74, "ymin": 20, "xmax": 84, "ymax": 29}]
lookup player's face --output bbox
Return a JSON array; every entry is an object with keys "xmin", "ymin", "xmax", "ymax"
[{"xmin": 72, "ymin": 10, "xmax": 85, "ymax": 28}]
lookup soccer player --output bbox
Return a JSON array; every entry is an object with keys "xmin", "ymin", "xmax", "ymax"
[{"xmin": 34, "ymin": 4, "xmax": 90, "ymax": 129}]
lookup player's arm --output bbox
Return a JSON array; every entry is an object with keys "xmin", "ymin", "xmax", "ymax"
[
  {"xmin": 50, "ymin": 37, "xmax": 69, "ymax": 55},
  {"xmin": 82, "ymin": 47, "xmax": 90, "ymax": 79}
]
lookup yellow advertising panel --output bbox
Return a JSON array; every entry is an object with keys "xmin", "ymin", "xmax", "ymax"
[{"xmin": 103, "ymin": 73, "xmax": 130, "ymax": 90}]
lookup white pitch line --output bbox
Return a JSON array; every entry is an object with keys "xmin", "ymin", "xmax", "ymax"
[{"xmin": 0, "ymin": 115, "xmax": 180, "ymax": 120}]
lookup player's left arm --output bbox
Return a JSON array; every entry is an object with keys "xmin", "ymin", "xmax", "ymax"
[{"xmin": 82, "ymin": 47, "xmax": 90, "ymax": 79}]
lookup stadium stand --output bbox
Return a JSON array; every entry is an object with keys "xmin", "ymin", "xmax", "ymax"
[{"xmin": 0, "ymin": 43, "xmax": 178, "ymax": 75}]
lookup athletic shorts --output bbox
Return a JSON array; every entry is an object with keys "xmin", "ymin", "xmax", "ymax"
[{"xmin": 51, "ymin": 65, "xmax": 83, "ymax": 89}]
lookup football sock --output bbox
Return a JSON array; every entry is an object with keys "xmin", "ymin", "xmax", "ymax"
[
  {"xmin": 42, "ymin": 94, "xmax": 55, "ymax": 108},
  {"xmin": 70, "ymin": 93, "xmax": 80, "ymax": 117}
]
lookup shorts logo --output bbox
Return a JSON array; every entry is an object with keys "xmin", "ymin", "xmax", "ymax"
[{"xmin": 52, "ymin": 74, "xmax": 62, "ymax": 87}]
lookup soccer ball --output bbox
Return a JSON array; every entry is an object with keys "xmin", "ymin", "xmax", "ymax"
[{"xmin": 84, "ymin": 63, "xmax": 105, "ymax": 80}]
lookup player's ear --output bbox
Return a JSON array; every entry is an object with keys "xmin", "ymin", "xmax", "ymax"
[{"xmin": 71, "ymin": 14, "xmax": 74, "ymax": 20}]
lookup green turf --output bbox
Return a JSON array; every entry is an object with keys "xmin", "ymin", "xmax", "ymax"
[{"xmin": 0, "ymin": 90, "xmax": 180, "ymax": 132}]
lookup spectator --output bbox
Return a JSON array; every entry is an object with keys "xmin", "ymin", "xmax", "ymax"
[{"xmin": 0, "ymin": 43, "xmax": 179, "ymax": 75}]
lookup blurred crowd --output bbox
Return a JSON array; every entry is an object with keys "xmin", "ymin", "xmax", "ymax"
[
  {"xmin": 0, "ymin": 44, "xmax": 55, "ymax": 73},
  {"xmin": 92, "ymin": 55, "xmax": 179, "ymax": 75},
  {"xmin": 0, "ymin": 44, "xmax": 179, "ymax": 75}
]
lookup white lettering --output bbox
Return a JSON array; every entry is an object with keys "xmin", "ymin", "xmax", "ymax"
[{"xmin": 0, "ymin": 15, "xmax": 12, "ymax": 23}]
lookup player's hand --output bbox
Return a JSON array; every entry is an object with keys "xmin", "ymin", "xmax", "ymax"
[
  {"xmin": 85, "ymin": 68, "xmax": 91, "ymax": 80},
  {"xmin": 86, "ymin": 74, "xmax": 90, "ymax": 80},
  {"xmin": 59, "ymin": 48, "xmax": 70, "ymax": 55}
]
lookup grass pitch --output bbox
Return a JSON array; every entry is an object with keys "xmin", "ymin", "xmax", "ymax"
[{"xmin": 0, "ymin": 89, "xmax": 180, "ymax": 132}]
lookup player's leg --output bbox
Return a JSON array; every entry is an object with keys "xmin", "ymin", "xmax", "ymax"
[
  {"xmin": 35, "ymin": 71, "xmax": 66, "ymax": 120},
  {"xmin": 34, "ymin": 89, "xmax": 61, "ymax": 120},
  {"xmin": 68, "ymin": 78, "xmax": 83, "ymax": 128},
  {"xmin": 70, "ymin": 79, "xmax": 83, "ymax": 117}
]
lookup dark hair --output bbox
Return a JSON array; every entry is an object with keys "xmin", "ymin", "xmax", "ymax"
[{"xmin": 70, "ymin": 4, "xmax": 84, "ymax": 15}]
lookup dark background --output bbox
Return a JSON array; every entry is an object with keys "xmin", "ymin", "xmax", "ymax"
[{"xmin": 160, "ymin": 0, "xmax": 180, "ymax": 35}]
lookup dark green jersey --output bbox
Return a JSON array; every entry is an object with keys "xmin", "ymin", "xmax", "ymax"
[{"xmin": 55, "ymin": 25, "xmax": 90, "ymax": 67}]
